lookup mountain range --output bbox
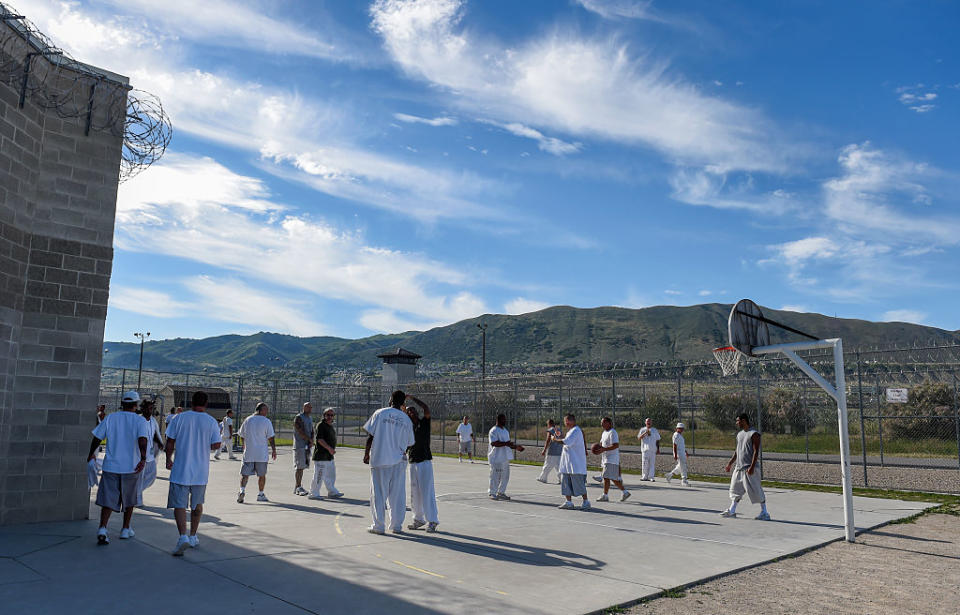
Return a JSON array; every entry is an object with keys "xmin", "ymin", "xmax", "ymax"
[{"xmin": 101, "ymin": 303, "xmax": 960, "ymax": 375}]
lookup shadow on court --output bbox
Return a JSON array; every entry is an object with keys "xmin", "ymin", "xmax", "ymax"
[
  {"xmin": 396, "ymin": 530, "xmax": 606, "ymax": 570},
  {"xmin": 511, "ymin": 498, "xmax": 722, "ymax": 526}
]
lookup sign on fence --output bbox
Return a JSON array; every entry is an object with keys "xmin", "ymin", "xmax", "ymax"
[{"xmin": 885, "ymin": 388, "xmax": 909, "ymax": 403}]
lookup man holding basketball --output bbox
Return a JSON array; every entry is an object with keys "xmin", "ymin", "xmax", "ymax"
[{"xmin": 488, "ymin": 413, "xmax": 523, "ymax": 500}]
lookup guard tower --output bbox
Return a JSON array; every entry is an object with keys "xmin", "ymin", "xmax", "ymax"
[{"xmin": 377, "ymin": 348, "xmax": 421, "ymax": 387}]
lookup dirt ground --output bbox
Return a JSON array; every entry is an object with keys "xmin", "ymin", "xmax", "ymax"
[{"xmin": 623, "ymin": 513, "xmax": 960, "ymax": 615}]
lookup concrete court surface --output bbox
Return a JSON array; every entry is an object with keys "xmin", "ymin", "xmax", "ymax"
[{"xmin": 0, "ymin": 448, "xmax": 936, "ymax": 615}]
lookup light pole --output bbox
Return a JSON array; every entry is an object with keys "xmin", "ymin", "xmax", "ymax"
[
  {"xmin": 476, "ymin": 323, "xmax": 487, "ymax": 382},
  {"xmin": 134, "ymin": 331, "xmax": 150, "ymax": 392}
]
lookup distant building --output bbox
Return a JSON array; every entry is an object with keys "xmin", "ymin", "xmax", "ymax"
[
  {"xmin": 157, "ymin": 385, "xmax": 233, "ymax": 422},
  {"xmin": 377, "ymin": 348, "xmax": 422, "ymax": 387}
]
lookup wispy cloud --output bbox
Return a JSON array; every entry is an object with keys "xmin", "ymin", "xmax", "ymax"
[
  {"xmin": 480, "ymin": 119, "xmax": 581, "ymax": 156},
  {"xmin": 109, "ymin": 287, "xmax": 190, "ymax": 319},
  {"xmin": 394, "ymin": 112, "xmax": 458, "ymax": 126},
  {"xmin": 896, "ymin": 85, "xmax": 938, "ymax": 113},
  {"xmin": 881, "ymin": 309, "xmax": 927, "ymax": 325},
  {"xmin": 669, "ymin": 168, "xmax": 797, "ymax": 213},
  {"xmin": 503, "ymin": 298, "xmax": 551, "ymax": 314}
]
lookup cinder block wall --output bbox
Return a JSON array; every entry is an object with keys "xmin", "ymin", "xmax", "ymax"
[{"xmin": 0, "ymin": 30, "xmax": 127, "ymax": 524}]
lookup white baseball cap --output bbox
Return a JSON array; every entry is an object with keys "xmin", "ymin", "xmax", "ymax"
[
  {"xmin": 676, "ymin": 422, "xmax": 685, "ymax": 429},
  {"xmin": 121, "ymin": 391, "xmax": 140, "ymax": 403}
]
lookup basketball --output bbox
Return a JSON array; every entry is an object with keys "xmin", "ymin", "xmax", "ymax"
[
  {"xmin": 515, "ymin": 444, "xmax": 525, "ymax": 452},
  {"xmin": 591, "ymin": 443, "xmax": 603, "ymax": 455}
]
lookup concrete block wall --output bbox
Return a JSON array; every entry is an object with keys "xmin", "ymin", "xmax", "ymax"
[{"xmin": 0, "ymin": 28, "xmax": 127, "ymax": 524}]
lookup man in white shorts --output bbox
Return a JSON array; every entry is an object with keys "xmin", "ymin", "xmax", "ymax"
[
  {"xmin": 87, "ymin": 391, "xmax": 150, "ymax": 544},
  {"xmin": 488, "ymin": 413, "xmax": 522, "ymax": 500},
  {"xmin": 363, "ymin": 390, "xmax": 415, "ymax": 534},
  {"xmin": 455, "ymin": 415, "xmax": 474, "ymax": 462},
  {"xmin": 165, "ymin": 391, "xmax": 222, "ymax": 555},
  {"xmin": 214, "ymin": 409, "xmax": 236, "ymax": 460},
  {"xmin": 665, "ymin": 422, "xmax": 690, "ymax": 486},
  {"xmin": 637, "ymin": 417, "xmax": 660, "ymax": 481},
  {"xmin": 237, "ymin": 402, "xmax": 277, "ymax": 503},
  {"xmin": 721, "ymin": 413, "xmax": 770, "ymax": 520},
  {"xmin": 553, "ymin": 414, "xmax": 590, "ymax": 510},
  {"xmin": 595, "ymin": 417, "xmax": 630, "ymax": 502},
  {"xmin": 292, "ymin": 403, "xmax": 314, "ymax": 496}
]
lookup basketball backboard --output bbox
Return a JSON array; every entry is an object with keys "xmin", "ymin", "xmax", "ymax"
[{"xmin": 728, "ymin": 299, "xmax": 770, "ymax": 357}]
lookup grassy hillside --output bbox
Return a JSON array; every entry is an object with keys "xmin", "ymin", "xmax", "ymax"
[{"xmin": 103, "ymin": 303, "xmax": 960, "ymax": 373}]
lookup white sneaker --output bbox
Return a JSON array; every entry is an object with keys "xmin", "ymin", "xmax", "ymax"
[
  {"xmin": 367, "ymin": 527, "xmax": 385, "ymax": 535},
  {"xmin": 496, "ymin": 493, "xmax": 511, "ymax": 500},
  {"xmin": 536, "ymin": 477, "xmax": 548, "ymax": 484},
  {"xmin": 426, "ymin": 522, "xmax": 438, "ymax": 533},
  {"xmin": 621, "ymin": 490, "xmax": 631, "ymax": 502},
  {"xmin": 558, "ymin": 501, "xmax": 574, "ymax": 509},
  {"xmin": 580, "ymin": 500, "xmax": 592, "ymax": 510},
  {"xmin": 96, "ymin": 527, "xmax": 109, "ymax": 546},
  {"xmin": 328, "ymin": 492, "xmax": 344, "ymax": 499},
  {"xmin": 237, "ymin": 490, "xmax": 245, "ymax": 504},
  {"xmin": 308, "ymin": 494, "xmax": 324, "ymax": 500},
  {"xmin": 408, "ymin": 519, "xmax": 426, "ymax": 530},
  {"xmin": 188, "ymin": 535, "xmax": 199, "ymax": 548},
  {"xmin": 720, "ymin": 509, "xmax": 737, "ymax": 518},
  {"xmin": 391, "ymin": 527, "xmax": 404, "ymax": 534},
  {"xmin": 681, "ymin": 480, "xmax": 691, "ymax": 487},
  {"xmin": 172, "ymin": 536, "xmax": 190, "ymax": 556},
  {"xmin": 257, "ymin": 493, "xmax": 269, "ymax": 502},
  {"xmin": 597, "ymin": 494, "xmax": 609, "ymax": 502},
  {"xmin": 119, "ymin": 528, "xmax": 135, "ymax": 539}
]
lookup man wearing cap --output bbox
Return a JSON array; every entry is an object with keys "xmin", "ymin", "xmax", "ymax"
[
  {"xmin": 637, "ymin": 418, "xmax": 660, "ymax": 481},
  {"xmin": 87, "ymin": 391, "xmax": 151, "ymax": 544},
  {"xmin": 309, "ymin": 407, "xmax": 344, "ymax": 500},
  {"xmin": 292, "ymin": 402, "xmax": 313, "ymax": 496},
  {"xmin": 363, "ymin": 390, "xmax": 415, "ymax": 534},
  {"xmin": 665, "ymin": 422, "xmax": 690, "ymax": 487}
]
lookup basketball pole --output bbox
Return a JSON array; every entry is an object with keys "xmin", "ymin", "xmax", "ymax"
[{"xmin": 753, "ymin": 338, "xmax": 856, "ymax": 543}]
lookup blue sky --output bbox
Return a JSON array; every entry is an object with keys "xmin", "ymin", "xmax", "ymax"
[{"xmin": 27, "ymin": 0, "xmax": 960, "ymax": 342}]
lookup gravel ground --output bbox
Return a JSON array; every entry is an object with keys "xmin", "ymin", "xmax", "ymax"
[{"xmin": 617, "ymin": 512, "xmax": 960, "ymax": 615}]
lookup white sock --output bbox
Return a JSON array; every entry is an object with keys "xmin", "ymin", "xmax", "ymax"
[
  {"xmin": 761, "ymin": 502, "xmax": 768, "ymax": 514},
  {"xmin": 258, "ymin": 491, "xmax": 264, "ymax": 496},
  {"xmin": 239, "ymin": 487, "xmax": 245, "ymax": 493},
  {"xmin": 728, "ymin": 501, "xmax": 738, "ymax": 514}
]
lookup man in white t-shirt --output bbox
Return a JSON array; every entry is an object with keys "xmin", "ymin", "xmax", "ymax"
[
  {"xmin": 488, "ymin": 413, "xmax": 522, "ymax": 500},
  {"xmin": 455, "ymin": 416, "xmax": 475, "ymax": 463},
  {"xmin": 165, "ymin": 390, "xmax": 222, "ymax": 556},
  {"xmin": 87, "ymin": 391, "xmax": 151, "ymax": 544},
  {"xmin": 595, "ymin": 417, "xmax": 630, "ymax": 502},
  {"xmin": 138, "ymin": 399, "xmax": 164, "ymax": 497},
  {"xmin": 363, "ymin": 390, "xmax": 415, "ymax": 534},
  {"xmin": 637, "ymin": 417, "xmax": 661, "ymax": 481},
  {"xmin": 215, "ymin": 409, "xmax": 236, "ymax": 460},
  {"xmin": 237, "ymin": 403, "xmax": 277, "ymax": 503},
  {"xmin": 553, "ymin": 414, "xmax": 590, "ymax": 510},
  {"xmin": 665, "ymin": 422, "xmax": 690, "ymax": 487}
]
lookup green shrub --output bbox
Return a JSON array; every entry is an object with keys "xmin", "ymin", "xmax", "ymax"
[{"xmin": 889, "ymin": 381, "xmax": 957, "ymax": 440}]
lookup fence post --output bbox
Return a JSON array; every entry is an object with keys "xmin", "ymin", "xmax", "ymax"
[
  {"xmin": 440, "ymin": 387, "xmax": 446, "ymax": 455},
  {"xmin": 875, "ymin": 376, "xmax": 884, "ymax": 467},
  {"xmin": 856, "ymin": 351, "xmax": 868, "ymax": 486},
  {"xmin": 676, "ymin": 369, "xmax": 682, "ymax": 426},
  {"xmin": 611, "ymin": 374, "xmax": 617, "ymax": 426},
  {"xmin": 953, "ymin": 371, "xmax": 959, "ymax": 471},
  {"xmin": 803, "ymin": 380, "xmax": 809, "ymax": 463},
  {"xmin": 756, "ymin": 370, "xmax": 763, "ymax": 479},
  {"xmin": 120, "ymin": 368, "xmax": 127, "ymax": 396}
]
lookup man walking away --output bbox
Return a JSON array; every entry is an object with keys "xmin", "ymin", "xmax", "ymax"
[
  {"xmin": 553, "ymin": 414, "xmax": 590, "ymax": 510},
  {"xmin": 721, "ymin": 414, "xmax": 770, "ymax": 520},
  {"xmin": 309, "ymin": 408, "xmax": 344, "ymax": 499},
  {"xmin": 363, "ymin": 390, "xmax": 415, "ymax": 534},
  {"xmin": 292, "ymin": 403, "xmax": 314, "ymax": 496},
  {"xmin": 87, "ymin": 391, "xmax": 150, "ymax": 544},
  {"xmin": 406, "ymin": 395, "xmax": 439, "ymax": 533},
  {"xmin": 637, "ymin": 418, "xmax": 660, "ymax": 481},
  {"xmin": 665, "ymin": 423, "xmax": 690, "ymax": 486},
  {"xmin": 488, "ymin": 413, "xmax": 523, "ymax": 500},
  {"xmin": 537, "ymin": 419, "xmax": 562, "ymax": 484},
  {"xmin": 165, "ymin": 391, "xmax": 222, "ymax": 555},
  {"xmin": 215, "ymin": 409, "xmax": 236, "ymax": 460},
  {"xmin": 237, "ymin": 402, "xmax": 277, "ymax": 503},
  {"xmin": 456, "ymin": 416, "xmax": 474, "ymax": 463},
  {"xmin": 595, "ymin": 417, "xmax": 630, "ymax": 502},
  {"xmin": 139, "ymin": 398, "xmax": 164, "ymax": 496}
]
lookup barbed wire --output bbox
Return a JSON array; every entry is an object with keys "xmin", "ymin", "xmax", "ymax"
[{"xmin": 0, "ymin": 2, "xmax": 170, "ymax": 180}]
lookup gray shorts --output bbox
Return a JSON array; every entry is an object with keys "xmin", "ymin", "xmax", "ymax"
[
  {"xmin": 241, "ymin": 461, "xmax": 269, "ymax": 477},
  {"xmin": 167, "ymin": 483, "xmax": 207, "ymax": 509},
  {"xmin": 293, "ymin": 447, "xmax": 310, "ymax": 470},
  {"xmin": 459, "ymin": 441, "xmax": 471, "ymax": 454},
  {"xmin": 601, "ymin": 463, "xmax": 620, "ymax": 480},
  {"xmin": 96, "ymin": 471, "xmax": 142, "ymax": 512},
  {"xmin": 561, "ymin": 473, "xmax": 587, "ymax": 497}
]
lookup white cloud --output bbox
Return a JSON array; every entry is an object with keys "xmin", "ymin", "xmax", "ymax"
[
  {"xmin": 394, "ymin": 112, "xmax": 458, "ymax": 126},
  {"xmin": 182, "ymin": 276, "xmax": 328, "ymax": 337},
  {"xmin": 896, "ymin": 85, "xmax": 937, "ymax": 113},
  {"xmin": 663, "ymin": 290, "xmax": 682, "ymax": 296},
  {"xmin": 779, "ymin": 305, "xmax": 808, "ymax": 313},
  {"xmin": 109, "ymin": 287, "xmax": 190, "ymax": 319},
  {"xmin": 503, "ymin": 298, "xmax": 550, "ymax": 315},
  {"xmin": 116, "ymin": 155, "xmax": 490, "ymax": 332},
  {"xmin": 669, "ymin": 168, "xmax": 795, "ymax": 213},
  {"xmin": 698, "ymin": 290, "xmax": 712, "ymax": 297},
  {"xmin": 480, "ymin": 119, "xmax": 581, "ymax": 156},
  {"xmin": 573, "ymin": 0, "xmax": 654, "ymax": 20},
  {"xmin": 370, "ymin": 0, "xmax": 791, "ymax": 174},
  {"xmin": 881, "ymin": 309, "xmax": 927, "ymax": 325}
]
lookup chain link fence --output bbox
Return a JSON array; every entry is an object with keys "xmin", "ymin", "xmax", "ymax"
[{"xmin": 100, "ymin": 344, "xmax": 960, "ymax": 493}]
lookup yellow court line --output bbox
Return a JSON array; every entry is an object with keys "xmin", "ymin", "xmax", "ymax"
[
  {"xmin": 334, "ymin": 512, "xmax": 343, "ymax": 535},
  {"xmin": 392, "ymin": 560, "xmax": 446, "ymax": 578},
  {"xmin": 496, "ymin": 591, "xmax": 509, "ymax": 596}
]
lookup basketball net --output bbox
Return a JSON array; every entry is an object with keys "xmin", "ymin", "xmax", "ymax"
[{"xmin": 713, "ymin": 346, "xmax": 743, "ymax": 376}]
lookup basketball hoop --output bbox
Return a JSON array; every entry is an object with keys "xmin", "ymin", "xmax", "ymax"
[{"xmin": 713, "ymin": 346, "xmax": 742, "ymax": 376}]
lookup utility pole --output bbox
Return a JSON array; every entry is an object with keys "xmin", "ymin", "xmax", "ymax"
[
  {"xmin": 477, "ymin": 322, "xmax": 487, "ymax": 428},
  {"xmin": 134, "ymin": 331, "xmax": 150, "ymax": 392}
]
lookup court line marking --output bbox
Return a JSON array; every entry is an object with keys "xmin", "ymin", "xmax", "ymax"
[
  {"xmin": 334, "ymin": 512, "xmax": 344, "ymax": 535},
  {"xmin": 443, "ymin": 500, "xmax": 783, "ymax": 553},
  {"xmin": 393, "ymin": 560, "xmax": 446, "ymax": 578}
]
